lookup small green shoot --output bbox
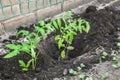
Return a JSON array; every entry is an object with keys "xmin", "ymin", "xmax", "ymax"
[
  {"xmin": 79, "ymin": 74, "xmax": 85, "ymax": 80},
  {"xmin": 101, "ymin": 73, "xmax": 109, "ymax": 79},
  {"xmin": 112, "ymin": 62, "xmax": 120, "ymax": 68},
  {"xmin": 99, "ymin": 51, "xmax": 108, "ymax": 63},
  {"xmin": 54, "ymin": 18, "xmax": 90, "ymax": 59},
  {"xmin": 117, "ymin": 42, "xmax": 120, "ymax": 48},
  {"xmin": 85, "ymin": 77, "xmax": 93, "ymax": 80},
  {"xmin": 69, "ymin": 69, "xmax": 77, "ymax": 75},
  {"xmin": 77, "ymin": 63, "xmax": 85, "ymax": 70}
]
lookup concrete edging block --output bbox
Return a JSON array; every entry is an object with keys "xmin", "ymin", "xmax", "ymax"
[
  {"xmin": 2, "ymin": 13, "xmax": 36, "ymax": 33},
  {"xmin": 0, "ymin": 23, "xmax": 5, "ymax": 35},
  {"xmin": 63, "ymin": 0, "xmax": 93, "ymax": 11},
  {"xmin": 36, "ymin": 4, "xmax": 62, "ymax": 22}
]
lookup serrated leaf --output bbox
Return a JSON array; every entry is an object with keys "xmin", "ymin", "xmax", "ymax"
[
  {"xmin": 17, "ymin": 30, "xmax": 29, "ymax": 37},
  {"xmin": 61, "ymin": 50, "xmax": 65, "ymax": 59},
  {"xmin": 5, "ymin": 44, "xmax": 21, "ymax": 50},
  {"xmin": 67, "ymin": 46, "xmax": 74, "ymax": 50},
  {"xmin": 35, "ymin": 27, "xmax": 45, "ymax": 37},
  {"xmin": 45, "ymin": 23, "xmax": 53, "ymax": 31},
  {"xmin": 4, "ymin": 50, "xmax": 20, "ymax": 58},
  {"xmin": 21, "ymin": 42, "xmax": 30, "ymax": 53}
]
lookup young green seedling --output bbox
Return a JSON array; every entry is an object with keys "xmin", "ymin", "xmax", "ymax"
[
  {"xmin": 77, "ymin": 63, "xmax": 85, "ymax": 71},
  {"xmin": 4, "ymin": 19, "xmax": 57, "ymax": 71},
  {"xmin": 54, "ymin": 18, "xmax": 90, "ymax": 59},
  {"xmin": 79, "ymin": 74, "xmax": 86, "ymax": 80},
  {"xmin": 112, "ymin": 62, "xmax": 120, "ymax": 68},
  {"xmin": 4, "ymin": 31, "xmax": 40, "ymax": 71},
  {"xmin": 99, "ymin": 51, "xmax": 108, "ymax": 63},
  {"xmin": 101, "ymin": 73, "xmax": 109, "ymax": 79},
  {"xmin": 117, "ymin": 42, "xmax": 120, "ymax": 48},
  {"xmin": 85, "ymin": 77, "xmax": 93, "ymax": 80},
  {"xmin": 111, "ymin": 51, "xmax": 118, "ymax": 62},
  {"xmin": 69, "ymin": 69, "xmax": 77, "ymax": 75}
]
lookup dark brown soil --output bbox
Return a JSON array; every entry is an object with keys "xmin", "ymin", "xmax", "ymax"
[{"xmin": 0, "ymin": 6, "xmax": 120, "ymax": 80}]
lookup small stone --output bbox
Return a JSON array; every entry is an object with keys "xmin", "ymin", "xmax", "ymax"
[
  {"xmin": 33, "ymin": 78, "xmax": 37, "ymax": 80},
  {"xmin": 53, "ymin": 78, "xmax": 61, "ymax": 80},
  {"xmin": 63, "ymin": 69, "xmax": 68, "ymax": 75}
]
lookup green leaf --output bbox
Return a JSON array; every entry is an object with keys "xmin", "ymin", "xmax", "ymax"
[
  {"xmin": 101, "ymin": 73, "xmax": 109, "ymax": 79},
  {"xmin": 23, "ymin": 68, "xmax": 28, "ymax": 71},
  {"xmin": 79, "ymin": 74, "xmax": 85, "ymax": 79},
  {"xmin": 77, "ymin": 67, "xmax": 82, "ymax": 70},
  {"xmin": 62, "ymin": 18, "xmax": 67, "ymax": 27},
  {"xmin": 57, "ymin": 18, "xmax": 61, "ymax": 28},
  {"xmin": 69, "ymin": 69, "xmax": 77, "ymax": 75},
  {"xmin": 34, "ymin": 34, "xmax": 40, "ymax": 45},
  {"xmin": 80, "ymin": 63, "xmax": 85, "ymax": 68},
  {"xmin": 5, "ymin": 44, "xmax": 21, "ymax": 50},
  {"xmin": 35, "ymin": 27, "xmax": 45, "ymax": 37},
  {"xmin": 39, "ymin": 20, "xmax": 45, "ymax": 26},
  {"xmin": 85, "ymin": 22, "xmax": 90, "ymax": 33},
  {"xmin": 52, "ymin": 20, "xmax": 58, "ymax": 29},
  {"xmin": 67, "ymin": 46, "xmax": 74, "ymax": 50},
  {"xmin": 19, "ymin": 60, "xmax": 26, "ymax": 67},
  {"xmin": 102, "ymin": 51, "xmax": 108, "ymax": 57},
  {"xmin": 17, "ymin": 30, "xmax": 29, "ymax": 37},
  {"xmin": 61, "ymin": 50, "xmax": 66, "ymax": 59},
  {"xmin": 112, "ymin": 62, "xmax": 120, "ymax": 68},
  {"xmin": 86, "ymin": 77, "xmax": 93, "ymax": 80},
  {"xmin": 82, "ymin": 22, "xmax": 90, "ymax": 33},
  {"xmin": 117, "ymin": 42, "xmax": 120, "ymax": 48},
  {"xmin": 71, "ymin": 31, "xmax": 77, "ymax": 36},
  {"xmin": 71, "ymin": 21, "xmax": 77, "ymax": 31},
  {"xmin": 45, "ymin": 23, "xmax": 53, "ymax": 31},
  {"xmin": 55, "ymin": 35, "xmax": 60, "ymax": 41},
  {"xmin": 26, "ymin": 59, "xmax": 32, "ymax": 68},
  {"xmin": 63, "ymin": 33, "xmax": 69, "ymax": 42},
  {"xmin": 21, "ymin": 42, "xmax": 30, "ymax": 53},
  {"xmin": 78, "ymin": 19, "xmax": 83, "ymax": 33},
  {"xmin": 58, "ymin": 39, "xmax": 64, "ymax": 49},
  {"xmin": 112, "ymin": 64, "xmax": 118, "ymax": 68},
  {"xmin": 31, "ymin": 48, "xmax": 36, "ymax": 58},
  {"xmin": 4, "ymin": 50, "xmax": 20, "ymax": 58}
]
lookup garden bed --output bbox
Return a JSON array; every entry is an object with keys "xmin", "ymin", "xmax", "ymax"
[{"xmin": 0, "ymin": 6, "xmax": 120, "ymax": 80}]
